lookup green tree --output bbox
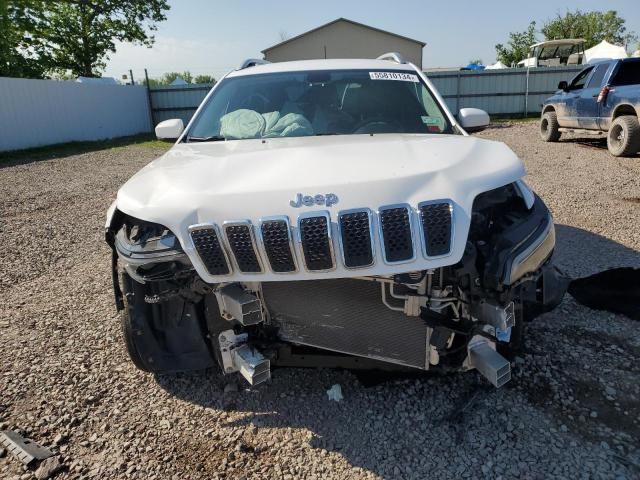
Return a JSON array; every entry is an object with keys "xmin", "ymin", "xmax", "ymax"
[
  {"xmin": 541, "ymin": 10, "xmax": 637, "ymax": 49},
  {"xmin": 0, "ymin": 0, "xmax": 48, "ymax": 78},
  {"xmin": 146, "ymin": 71, "xmax": 204, "ymax": 87},
  {"xmin": 495, "ymin": 21, "xmax": 537, "ymax": 66},
  {"xmin": 468, "ymin": 59, "xmax": 483, "ymax": 65},
  {"xmin": 193, "ymin": 74, "xmax": 216, "ymax": 84},
  {"xmin": 145, "ymin": 77, "xmax": 162, "ymax": 87},
  {"xmin": 36, "ymin": 0, "xmax": 170, "ymax": 77},
  {"xmin": 161, "ymin": 71, "xmax": 193, "ymax": 84}
]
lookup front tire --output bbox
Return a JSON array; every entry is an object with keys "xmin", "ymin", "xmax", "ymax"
[
  {"xmin": 118, "ymin": 271, "xmax": 216, "ymax": 374},
  {"xmin": 540, "ymin": 111, "xmax": 561, "ymax": 142},
  {"xmin": 121, "ymin": 308, "xmax": 151, "ymax": 372},
  {"xmin": 120, "ymin": 273, "xmax": 151, "ymax": 372},
  {"xmin": 607, "ymin": 115, "xmax": 640, "ymax": 157}
]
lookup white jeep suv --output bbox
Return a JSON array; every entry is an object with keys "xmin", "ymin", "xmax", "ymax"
[{"xmin": 105, "ymin": 54, "xmax": 564, "ymax": 388}]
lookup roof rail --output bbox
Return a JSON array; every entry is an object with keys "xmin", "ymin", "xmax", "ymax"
[
  {"xmin": 239, "ymin": 58, "xmax": 271, "ymax": 69},
  {"xmin": 376, "ymin": 52, "xmax": 407, "ymax": 64}
]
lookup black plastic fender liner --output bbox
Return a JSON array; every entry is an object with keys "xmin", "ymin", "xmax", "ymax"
[
  {"xmin": 121, "ymin": 273, "xmax": 215, "ymax": 373},
  {"xmin": 507, "ymin": 261, "xmax": 569, "ymax": 322},
  {"xmin": 105, "ymin": 227, "xmax": 125, "ymax": 311},
  {"xmin": 111, "ymin": 249, "xmax": 125, "ymax": 311},
  {"xmin": 540, "ymin": 264, "xmax": 570, "ymax": 311}
]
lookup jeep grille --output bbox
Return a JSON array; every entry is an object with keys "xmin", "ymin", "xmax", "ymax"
[{"xmin": 187, "ymin": 201, "xmax": 454, "ymax": 277}]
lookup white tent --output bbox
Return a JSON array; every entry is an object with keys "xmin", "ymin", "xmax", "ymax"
[
  {"xmin": 584, "ymin": 40, "xmax": 628, "ymax": 64},
  {"xmin": 485, "ymin": 61, "xmax": 508, "ymax": 70},
  {"xmin": 170, "ymin": 77, "xmax": 188, "ymax": 86}
]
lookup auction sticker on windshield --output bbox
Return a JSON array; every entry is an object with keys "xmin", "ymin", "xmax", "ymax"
[{"xmin": 369, "ymin": 72, "xmax": 419, "ymax": 82}]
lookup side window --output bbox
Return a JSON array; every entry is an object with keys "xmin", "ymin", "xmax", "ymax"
[
  {"xmin": 610, "ymin": 61, "xmax": 640, "ymax": 86},
  {"xmin": 586, "ymin": 64, "xmax": 608, "ymax": 89},
  {"xmin": 570, "ymin": 67, "xmax": 593, "ymax": 90}
]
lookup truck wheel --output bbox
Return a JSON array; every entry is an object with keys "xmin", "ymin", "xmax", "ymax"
[
  {"xmin": 540, "ymin": 112, "xmax": 561, "ymax": 142},
  {"xmin": 120, "ymin": 308, "xmax": 151, "ymax": 372},
  {"xmin": 607, "ymin": 115, "xmax": 640, "ymax": 157}
]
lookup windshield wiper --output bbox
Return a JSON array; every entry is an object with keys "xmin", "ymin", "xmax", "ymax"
[
  {"xmin": 185, "ymin": 135, "xmax": 226, "ymax": 143},
  {"xmin": 314, "ymin": 132, "xmax": 341, "ymax": 136}
]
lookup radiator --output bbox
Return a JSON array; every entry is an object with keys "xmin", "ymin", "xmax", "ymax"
[{"xmin": 262, "ymin": 279, "xmax": 429, "ymax": 369}]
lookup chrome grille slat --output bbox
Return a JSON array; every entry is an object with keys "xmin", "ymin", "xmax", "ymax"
[
  {"xmin": 338, "ymin": 209, "xmax": 374, "ymax": 268},
  {"xmin": 189, "ymin": 224, "xmax": 231, "ymax": 275},
  {"xmin": 298, "ymin": 212, "xmax": 334, "ymax": 271},
  {"xmin": 260, "ymin": 218, "xmax": 297, "ymax": 273},
  {"xmin": 224, "ymin": 222, "xmax": 262, "ymax": 273},
  {"xmin": 379, "ymin": 205, "xmax": 414, "ymax": 263},
  {"xmin": 418, "ymin": 201, "xmax": 453, "ymax": 257}
]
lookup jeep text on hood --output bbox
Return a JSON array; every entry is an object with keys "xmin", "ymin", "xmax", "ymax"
[{"xmin": 106, "ymin": 55, "xmax": 566, "ymax": 388}]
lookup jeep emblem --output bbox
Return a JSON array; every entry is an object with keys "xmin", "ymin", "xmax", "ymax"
[{"xmin": 290, "ymin": 193, "xmax": 338, "ymax": 208}]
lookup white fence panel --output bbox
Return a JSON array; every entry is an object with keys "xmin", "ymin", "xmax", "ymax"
[{"xmin": 0, "ymin": 77, "xmax": 152, "ymax": 152}]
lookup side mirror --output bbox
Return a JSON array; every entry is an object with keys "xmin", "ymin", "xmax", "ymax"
[
  {"xmin": 558, "ymin": 81, "xmax": 569, "ymax": 91},
  {"xmin": 458, "ymin": 108, "xmax": 490, "ymax": 133},
  {"xmin": 155, "ymin": 119, "xmax": 184, "ymax": 140}
]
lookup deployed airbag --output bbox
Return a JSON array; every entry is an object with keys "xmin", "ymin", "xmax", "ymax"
[{"xmin": 220, "ymin": 109, "xmax": 313, "ymax": 139}]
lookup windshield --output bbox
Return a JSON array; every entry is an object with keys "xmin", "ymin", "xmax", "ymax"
[
  {"xmin": 185, "ymin": 69, "xmax": 452, "ymax": 142},
  {"xmin": 532, "ymin": 43, "xmax": 583, "ymax": 65}
]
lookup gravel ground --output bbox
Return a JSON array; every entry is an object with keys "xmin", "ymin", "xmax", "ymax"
[{"xmin": 1, "ymin": 123, "xmax": 639, "ymax": 480}]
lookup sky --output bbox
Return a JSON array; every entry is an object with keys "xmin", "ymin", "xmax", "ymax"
[{"xmin": 104, "ymin": 0, "xmax": 640, "ymax": 81}]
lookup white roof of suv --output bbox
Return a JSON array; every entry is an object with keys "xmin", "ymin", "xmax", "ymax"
[{"xmin": 226, "ymin": 59, "xmax": 416, "ymax": 78}]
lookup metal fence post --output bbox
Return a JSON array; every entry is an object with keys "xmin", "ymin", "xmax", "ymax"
[
  {"xmin": 524, "ymin": 67, "xmax": 530, "ymax": 117},
  {"xmin": 144, "ymin": 68, "xmax": 155, "ymax": 131},
  {"xmin": 455, "ymin": 71, "xmax": 461, "ymax": 112}
]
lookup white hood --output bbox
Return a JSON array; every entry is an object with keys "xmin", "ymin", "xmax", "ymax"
[{"xmin": 116, "ymin": 134, "xmax": 526, "ymax": 281}]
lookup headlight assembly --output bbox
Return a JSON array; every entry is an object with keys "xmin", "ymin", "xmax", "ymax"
[
  {"xmin": 112, "ymin": 214, "xmax": 191, "ymax": 283},
  {"xmin": 507, "ymin": 215, "xmax": 555, "ymax": 284},
  {"xmin": 469, "ymin": 185, "xmax": 555, "ymax": 288},
  {"xmin": 115, "ymin": 217, "xmax": 182, "ymax": 260}
]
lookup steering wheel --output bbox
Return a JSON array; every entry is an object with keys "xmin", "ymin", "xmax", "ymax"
[
  {"xmin": 351, "ymin": 118, "xmax": 402, "ymax": 134},
  {"xmin": 242, "ymin": 93, "xmax": 271, "ymax": 112}
]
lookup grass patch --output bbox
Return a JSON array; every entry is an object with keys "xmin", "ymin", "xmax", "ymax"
[{"xmin": 0, "ymin": 133, "xmax": 170, "ymax": 163}]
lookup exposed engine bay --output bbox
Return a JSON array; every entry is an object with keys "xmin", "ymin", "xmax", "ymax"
[{"xmin": 106, "ymin": 183, "xmax": 566, "ymax": 388}]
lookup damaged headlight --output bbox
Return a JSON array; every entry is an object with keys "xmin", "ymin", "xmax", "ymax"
[
  {"xmin": 115, "ymin": 217, "xmax": 182, "ymax": 259},
  {"xmin": 469, "ymin": 184, "xmax": 555, "ymax": 288},
  {"xmin": 111, "ymin": 213, "xmax": 191, "ymax": 283},
  {"xmin": 507, "ymin": 215, "xmax": 555, "ymax": 284}
]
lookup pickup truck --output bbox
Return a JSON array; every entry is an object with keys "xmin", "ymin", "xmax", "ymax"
[{"xmin": 540, "ymin": 58, "xmax": 640, "ymax": 157}]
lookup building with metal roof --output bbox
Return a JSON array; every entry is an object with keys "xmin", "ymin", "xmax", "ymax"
[{"xmin": 261, "ymin": 18, "xmax": 425, "ymax": 68}]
